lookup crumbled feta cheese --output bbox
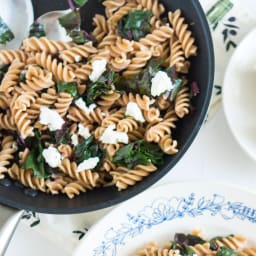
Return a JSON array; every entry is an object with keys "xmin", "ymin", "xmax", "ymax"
[
  {"xmin": 76, "ymin": 157, "xmax": 100, "ymax": 172},
  {"xmin": 71, "ymin": 134, "xmax": 79, "ymax": 146},
  {"xmin": 151, "ymin": 71, "xmax": 173, "ymax": 97},
  {"xmin": 75, "ymin": 98, "xmax": 96, "ymax": 114},
  {"xmin": 12, "ymin": 142, "xmax": 18, "ymax": 150},
  {"xmin": 99, "ymin": 124, "xmax": 129, "ymax": 144},
  {"xmin": 125, "ymin": 102, "xmax": 145, "ymax": 122},
  {"xmin": 89, "ymin": 59, "xmax": 107, "ymax": 82},
  {"xmin": 42, "ymin": 146, "xmax": 62, "ymax": 168},
  {"xmin": 74, "ymin": 55, "xmax": 81, "ymax": 62},
  {"xmin": 39, "ymin": 107, "xmax": 65, "ymax": 131},
  {"xmin": 78, "ymin": 123, "xmax": 91, "ymax": 139}
]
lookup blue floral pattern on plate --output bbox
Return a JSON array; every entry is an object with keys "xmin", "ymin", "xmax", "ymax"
[{"xmin": 93, "ymin": 193, "xmax": 256, "ymax": 256}]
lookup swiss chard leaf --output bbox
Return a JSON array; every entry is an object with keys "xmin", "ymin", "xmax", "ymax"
[
  {"xmin": 174, "ymin": 233, "xmax": 206, "ymax": 246},
  {"xmin": 23, "ymin": 131, "xmax": 50, "ymax": 178},
  {"xmin": 117, "ymin": 10, "xmax": 152, "ymax": 41},
  {"xmin": 85, "ymin": 71, "xmax": 115, "ymax": 105},
  {"xmin": 170, "ymin": 233, "xmax": 206, "ymax": 256},
  {"xmin": 190, "ymin": 81, "xmax": 200, "ymax": 98},
  {"xmin": 209, "ymin": 236, "xmax": 222, "ymax": 251},
  {"xmin": 19, "ymin": 71, "xmax": 26, "ymax": 83},
  {"xmin": 116, "ymin": 59, "xmax": 162, "ymax": 96},
  {"xmin": 169, "ymin": 79, "xmax": 183, "ymax": 102},
  {"xmin": 57, "ymin": 81, "xmax": 78, "ymax": 97},
  {"xmin": 58, "ymin": 7, "xmax": 93, "ymax": 44},
  {"xmin": 74, "ymin": 136, "xmax": 105, "ymax": 169},
  {"xmin": 0, "ymin": 64, "xmax": 10, "ymax": 83},
  {"xmin": 0, "ymin": 16, "xmax": 14, "ymax": 45},
  {"xmin": 216, "ymin": 247, "xmax": 237, "ymax": 256},
  {"xmin": 29, "ymin": 22, "xmax": 46, "ymax": 38},
  {"xmin": 73, "ymin": 0, "xmax": 88, "ymax": 7},
  {"xmin": 58, "ymin": 10, "xmax": 81, "ymax": 34},
  {"xmin": 54, "ymin": 123, "xmax": 71, "ymax": 145},
  {"xmin": 68, "ymin": 30, "xmax": 90, "ymax": 44},
  {"xmin": 113, "ymin": 140, "xmax": 164, "ymax": 169}
]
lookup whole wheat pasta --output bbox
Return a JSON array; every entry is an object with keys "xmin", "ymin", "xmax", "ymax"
[
  {"xmin": 22, "ymin": 36, "xmax": 74, "ymax": 54},
  {"xmin": 168, "ymin": 10, "xmax": 198, "ymax": 58},
  {"xmin": 135, "ymin": 233, "xmax": 251, "ymax": 256},
  {"xmin": 59, "ymin": 42, "xmax": 98, "ymax": 64},
  {"xmin": 92, "ymin": 14, "xmax": 110, "ymax": 42},
  {"xmin": 0, "ymin": 50, "xmax": 27, "ymax": 65},
  {"xmin": 0, "ymin": 1, "xmax": 198, "ymax": 198},
  {"xmin": 0, "ymin": 61, "xmax": 25, "ymax": 95}
]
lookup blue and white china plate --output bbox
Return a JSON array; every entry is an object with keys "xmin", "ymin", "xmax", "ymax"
[{"xmin": 74, "ymin": 182, "xmax": 256, "ymax": 256}]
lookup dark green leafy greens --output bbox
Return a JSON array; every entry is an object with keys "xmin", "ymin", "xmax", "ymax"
[
  {"xmin": 169, "ymin": 79, "xmax": 183, "ymax": 101},
  {"xmin": 116, "ymin": 59, "xmax": 162, "ymax": 96},
  {"xmin": 0, "ymin": 16, "xmax": 14, "ymax": 45},
  {"xmin": 59, "ymin": 10, "xmax": 81, "ymax": 34},
  {"xmin": 22, "ymin": 131, "xmax": 50, "ymax": 178},
  {"xmin": 117, "ymin": 10, "xmax": 152, "ymax": 41},
  {"xmin": 54, "ymin": 123, "xmax": 71, "ymax": 145},
  {"xmin": 19, "ymin": 70, "xmax": 26, "ymax": 83},
  {"xmin": 113, "ymin": 140, "xmax": 164, "ymax": 169},
  {"xmin": 85, "ymin": 71, "xmax": 116, "ymax": 105},
  {"xmin": 0, "ymin": 64, "xmax": 10, "ymax": 83},
  {"xmin": 69, "ymin": 30, "xmax": 90, "ymax": 44},
  {"xmin": 170, "ymin": 233, "xmax": 205, "ymax": 255},
  {"xmin": 216, "ymin": 247, "xmax": 237, "ymax": 256},
  {"xmin": 170, "ymin": 233, "xmax": 206, "ymax": 256},
  {"xmin": 209, "ymin": 236, "xmax": 222, "ymax": 251},
  {"xmin": 74, "ymin": 136, "xmax": 105, "ymax": 169},
  {"xmin": 59, "ymin": 1, "xmax": 94, "ymax": 44},
  {"xmin": 73, "ymin": 0, "xmax": 88, "ymax": 7},
  {"xmin": 57, "ymin": 81, "xmax": 78, "ymax": 97},
  {"xmin": 29, "ymin": 22, "xmax": 46, "ymax": 38},
  {"xmin": 174, "ymin": 233, "xmax": 206, "ymax": 246}
]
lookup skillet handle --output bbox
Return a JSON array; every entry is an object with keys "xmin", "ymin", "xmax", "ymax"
[{"xmin": 0, "ymin": 209, "xmax": 24, "ymax": 256}]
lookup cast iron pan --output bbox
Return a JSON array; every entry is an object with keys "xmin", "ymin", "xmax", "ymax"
[{"xmin": 0, "ymin": 0, "xmax": 214, "ymax": 214}]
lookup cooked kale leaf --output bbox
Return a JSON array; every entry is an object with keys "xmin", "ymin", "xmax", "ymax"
[
  {"xmin": 57, "ymin": 81, "xmax": 78, "ymax": 97},
  {"xmin": 73, "ymin": 0, "xmax": 88, "ymax": 7},
  {"xmin": 113, "ymin": 140, "xmax": 164, "ymax": 169},
  {"xmin": 85, "ymin": 71, "xmax": 115, "ymax": 105},
  {"xmin": 68, "ymin": 30, "xmax": 90, "ymax": 44},
  {"xmin": 58, "ymin": 10, "xmax": 81, "ymax": 34},
  {"xmin": 116, "ymin": 59, "xmax": 162, "ymax": 96},
  {"xmin": 117, "ymin": 10, "xmax": 152, "ymax": 41},
  {"xmin": 74, "ymin": 136, "xmax": 105, "ymax": 169},
  {"xmin": 58, "ymin": 6, "xmax": 93, "ymax": 44},
  {"xmin": 216, "ymin": 247, "xmax": 237, "ymax": 256},
  {"xmin": 169, "ymin": 79, "xmax": 183, "ymax": 102},
  {"xmin": 29, "ymin": 22, "xmax": 46, "ymax": 38},
  {"xmin": 174, "ymin": 233, "xmax": 206, "ymax": 246},
  {"xmin": 54, "ymin": 123, "xmax": 71, "ymax": 145},
  {"xmin": 0, "ymin": 16, "xmax": 14, "ymax": 45},
  {"xmin": 23, "ymin": 130, "xmax": 50, "ymax": 178},
  {"xmin": 0, "ymin": 64, "xmax": 10, "ymax": 83}
]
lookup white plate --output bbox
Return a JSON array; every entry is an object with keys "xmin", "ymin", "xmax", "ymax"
[
  {"xmin": 0, "ymin": 0, "xmax": 33, "ymax": 50},
  {"xmin": 223, "ymin": 29, "xmax": 256, "ymax": 162},
  {"xmin": 74, "ymin": 182, "xmax": 256, "ymax": 256}
]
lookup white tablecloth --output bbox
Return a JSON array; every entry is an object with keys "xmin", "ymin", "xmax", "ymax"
[{"xmin": 5, "ymin": 0, "xmax": 256, "ymax": 255}]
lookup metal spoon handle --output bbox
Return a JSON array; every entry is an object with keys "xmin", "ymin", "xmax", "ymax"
[{"xmin": 0, "ymin": 210, "xmax": 24, "ymax": 256}]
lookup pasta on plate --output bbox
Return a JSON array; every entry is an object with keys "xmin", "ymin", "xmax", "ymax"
[
  {"xmin": 135, "ymin": 232, "xmax": 256, "ymax": 256},
  {"xmin": 0, "ymin": 0, "xmax": 198, "ymax": 198}
]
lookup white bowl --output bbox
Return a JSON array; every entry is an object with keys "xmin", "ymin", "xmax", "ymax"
[{"xmin": 223, "ymin": 28, "xmax": 256, "ymax": 161}]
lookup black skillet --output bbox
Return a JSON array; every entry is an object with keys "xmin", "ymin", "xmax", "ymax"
[{"xmin": 0, "ymin": 0, "xmax": 214, "ymax": 253}]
